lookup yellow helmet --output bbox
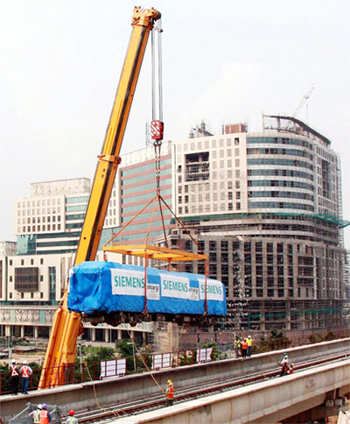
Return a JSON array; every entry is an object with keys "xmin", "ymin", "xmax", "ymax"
[{"xmin": 168, "ymin": 379, "xmax": 172, "ymax": 384}]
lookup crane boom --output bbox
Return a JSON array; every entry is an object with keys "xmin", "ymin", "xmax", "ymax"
[{"xmin": 39, "ymin": 6, "xmax": 161, "ymax": 389}]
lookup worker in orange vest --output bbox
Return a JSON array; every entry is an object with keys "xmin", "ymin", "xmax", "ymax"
[
  {"xmin": 165, "ymin": 379, "xmax": 174, "ymax": 406},
  {"xmin": 19, "ymin": 360, "xmax": 33, "ymax": 394},
  {"xmin": 39, "ymin": 404, "xmax": 51, "ymax": 424},
  {"xmin": 241, "ymin": 338, "xmax": 248, "ymax": 358}
]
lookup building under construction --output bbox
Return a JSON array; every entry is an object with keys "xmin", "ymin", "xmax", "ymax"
[
  {"xmin": 119, "ymin": 115, "xmax": 349, "ymax": 333},
  {"xmin": 166, "ymin": 116, "xmax": 349, "ymax": 332}
]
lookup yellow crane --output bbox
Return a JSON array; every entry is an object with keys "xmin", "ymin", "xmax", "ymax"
[{"xmin": 39, "ymin": 6, "xmax": 161, "ymax": 389}]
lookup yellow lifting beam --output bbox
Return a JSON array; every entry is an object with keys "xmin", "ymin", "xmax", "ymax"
[{"xmin": 104, "ymin": 243, "xmax": 207, "ymax": 262}]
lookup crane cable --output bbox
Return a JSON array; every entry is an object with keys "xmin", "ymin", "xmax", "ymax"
[
  {"xmin": 150, "ymin": 19, "xmax": 168, "ymax": 248},
  {"xmin": 127, "ymin": 330, "xmax": 166, "ymax": 395},
  {"xmin": 83, "ymin": 24, "xmax": 166, "ymax": 417}
]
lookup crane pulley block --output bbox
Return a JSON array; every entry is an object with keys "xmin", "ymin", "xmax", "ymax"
[{"xmin": 151, "ymin": 119, "xmax": 164, "ymax": 141}]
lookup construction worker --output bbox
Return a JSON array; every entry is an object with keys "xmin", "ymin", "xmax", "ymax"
[
  {"xmin": 19, "ymin": 360, "xmax": 33, "ymax": 394},
  {"xmin": 279, "ymin": 353, "xmax": 289, "ymax": 376},
  {"xmin": 39, "ymin": 404, "xmax": 51, "ymax": 424},
  {"xmin": 9, "ymin": 359, "xmax": 19, "ymax": 395},
  {"xmin": 247, "ymin": 336, "xmax": 253, "ymax": 357},
  {"xmin": 241, "ymin": 338, "xmax": 248, "ymax": 358},
  {"xmin": 66, "ymin": 410, "xmax": 78, "ymax": 423},
  {"xmin": 29, "ymin": 404, "xmax": 42, "ymax": 424},
  {"xmin": 165, "ymin": 379, "xmax": 174, "ymax": 406},
  {"xmin": 289, "ymin": 363, "xmax": 295, "ymax": 374},
  {"xmin": 233, "ymin": 337, "xmax": 241, "ymax": 358}
]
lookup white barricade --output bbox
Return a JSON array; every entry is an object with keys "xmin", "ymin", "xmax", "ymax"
[
  {"xmin": 152, "ymin": 352, "xmax": 173, "ymax": 370},
  {"xmin": 100, "ymin": 358, "xmax": 126, "ymax": 378},
  {"xmin": 196, "ymin": 347, "xmax": 213, "ymax": 363}
]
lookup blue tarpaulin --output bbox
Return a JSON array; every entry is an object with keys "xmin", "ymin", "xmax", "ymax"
[{"xmin": 68, "ymin": 261, "xmax": 226, "ymax": 317}]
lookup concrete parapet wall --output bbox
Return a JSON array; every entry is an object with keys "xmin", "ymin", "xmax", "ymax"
[{"xmin": 113, "ymin": 359, "xmax": 350, "ymax": 424}]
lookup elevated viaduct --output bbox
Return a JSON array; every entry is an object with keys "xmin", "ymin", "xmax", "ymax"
[{"xmin": 1, "ymin": 338, "xmax": 350, "ymax": 423}]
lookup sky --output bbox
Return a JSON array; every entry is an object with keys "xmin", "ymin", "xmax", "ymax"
[{"xmin": 1, "ymin": 0, "xmax": 350, "ymax": 246}]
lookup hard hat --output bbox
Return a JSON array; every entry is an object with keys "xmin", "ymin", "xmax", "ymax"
[
  {"xmin": 37, "ymin": 404, "xmax": 42, "ymax": 410},
  {"xmin": 68, "ymin": 410, "xmax": 75, "ymax": 416},
  {"xmin": 167, "ymin": 379, "xmax": 172, "ymax": 384},
  {"xmin": 23, "ymin": 360, "xmax": 28, "ymax": 364},
  {"xmin": 11, "ymin": 360, "xmax": 16, "ymax": 363},
  {"xmin": 41, "ymin": 404, "xmax": 47, "ymax": 409}
]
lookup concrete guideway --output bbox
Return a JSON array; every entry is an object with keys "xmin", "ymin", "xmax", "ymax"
[
  {"xmin": 112, "ymin": 358, "xmax": 350, "ymax": 424},
  {"xmin": 1, "ymin": 338, "xmax": 350, "ymax": 422}
]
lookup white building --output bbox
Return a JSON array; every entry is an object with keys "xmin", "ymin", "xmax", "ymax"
[{"xmin": 14, "ymin": 178, "xmax": 119, "ymax": 255}]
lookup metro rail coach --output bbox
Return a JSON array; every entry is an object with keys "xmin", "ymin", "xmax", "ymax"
[{"xmin": 68, "ymin": 261, "xmax": 227, "ymax": 326}]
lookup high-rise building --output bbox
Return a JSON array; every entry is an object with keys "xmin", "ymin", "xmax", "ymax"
[
  {"xmin": 117, "ymin": 141, "xmax": 173, "ymax": 246},
  {"xmin": 14, "ymin": 177, "xmax": 118, "ymax": 255},
  {"xmin": 116, "ymin": 117, "xmax": 348, "ymax": 333}
]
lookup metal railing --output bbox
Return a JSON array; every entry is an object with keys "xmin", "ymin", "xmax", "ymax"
[{"xmin": 0, "ymin": 347, "xmax": 216, "ymax": 395}]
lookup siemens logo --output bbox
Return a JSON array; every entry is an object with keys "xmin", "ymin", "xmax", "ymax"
[
  {"xmin": 114, "ymin": 275, "xmax": 145, "ymax": 289},
  {"xmin": 162, "ymin": 279, "xmax": 189, "ymax": 293}
]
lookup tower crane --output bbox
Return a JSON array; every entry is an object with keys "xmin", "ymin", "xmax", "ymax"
[{"xmin": 292, "ymin": 86, "xmax": 315, "ymax": 120}]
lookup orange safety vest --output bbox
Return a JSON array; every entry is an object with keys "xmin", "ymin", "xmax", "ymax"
[
  {"xmin": 166, "ymin": 384, "xmax": 174, "ymax": 399},
  {"xmin": 10, "ymin": 365, "xmax": 18, "ymax": 376},
  {"xmin": 242, "ymin": 340, "xmax": 248, "ymax": 349},
  {"xmin": 21, "ymin": 366, "xmax": 30, "ymax": 378},
  {"xmin": 39, "ymin": 410, "xmax": 49, "ymax": 424}
]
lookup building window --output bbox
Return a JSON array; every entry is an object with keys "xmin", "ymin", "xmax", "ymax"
[{"xmin": 15, "ymin": 267, "xmax": 39, "ymax": 292}]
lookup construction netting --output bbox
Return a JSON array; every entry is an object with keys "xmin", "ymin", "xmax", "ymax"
[{"xmin": 178, "ymin": 212, "xmax": 350, "ymax": 228}]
